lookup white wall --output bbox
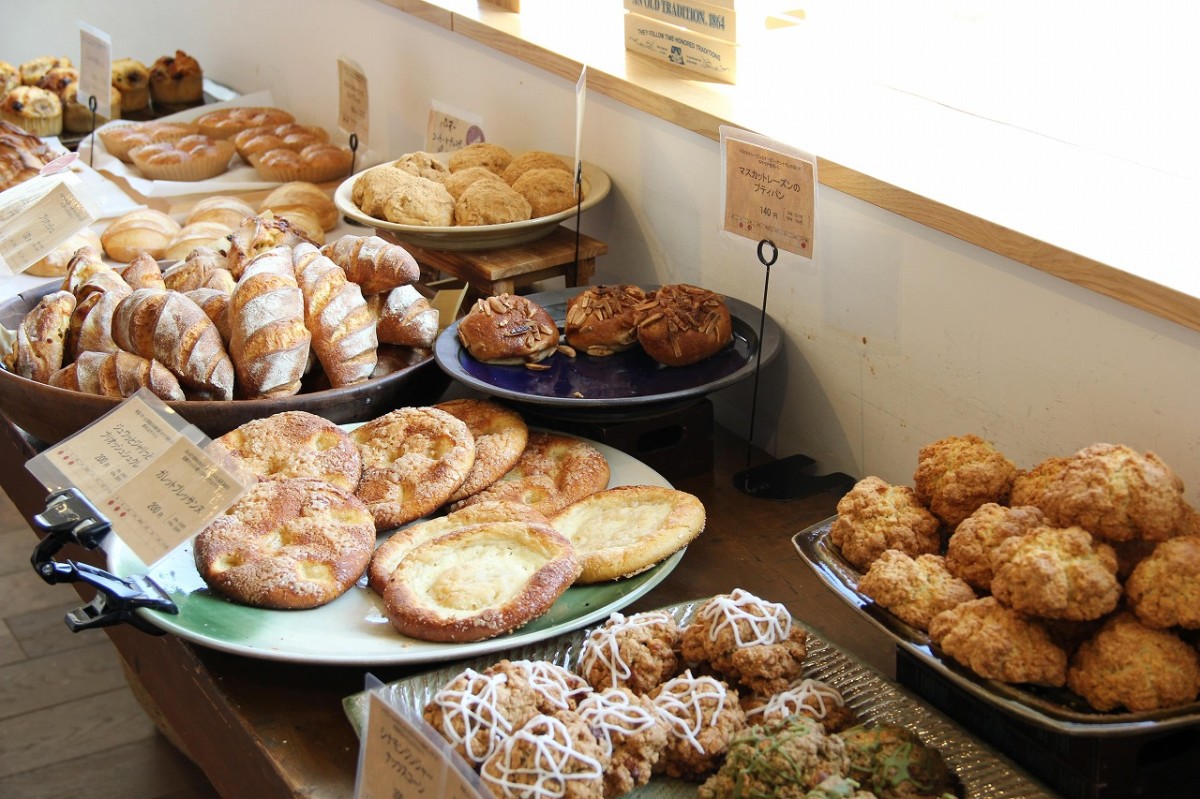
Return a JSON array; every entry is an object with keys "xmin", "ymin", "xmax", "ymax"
[{"xmin": 6, "ymin": 0, "xmax": 1200, "ymax": 501}]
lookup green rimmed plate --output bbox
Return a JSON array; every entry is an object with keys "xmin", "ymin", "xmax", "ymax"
[{"xmin": 103, "ymin": 437, "xmax": 685, "ymax": 665}]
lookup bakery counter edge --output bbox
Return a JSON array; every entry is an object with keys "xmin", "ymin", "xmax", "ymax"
[{"xmin": 0, "ymin": 417, "xmax": 890, "ymax": 798}]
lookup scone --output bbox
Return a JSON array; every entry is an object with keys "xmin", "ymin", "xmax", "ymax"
[
  {"xmin": 454, "ymin": 179, "xmax": 532, "ymax": 226},
  {"xmin": 448, "ymin": 142, "xmax": 513, "ymax": 176},
  {"xmin": 391, "ymin": 150, "xmax": 450, "ymax": 181},
  {"xmin": 442, "ymin": 165, "xmax": 505, "ymax": 201},
  {"xmin": 456, "ymin": 293, "xmax": 560, "ymax": 365},
  {"xmin": 110, "ymin": 57, "xmax": 150, "ymax": 113},
  {"xmin": 512, "ymin": 167, "xmax": 579, "ymax": 218},
  {"xmin": 148, "ymin": 50, "xmax": 204, "ymax": 108},
  {"xmin": 503, "ymin": 150, "xmax": 570, "ymax": 185}
]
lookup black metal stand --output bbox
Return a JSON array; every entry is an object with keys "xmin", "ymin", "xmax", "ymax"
[
  {"xmin": 30, "ymin": 487, "xmax": 177, "ymax": 635},
  {"xmin": 733, "ymin": 239, "xmax": 855, "ymax": 501}
]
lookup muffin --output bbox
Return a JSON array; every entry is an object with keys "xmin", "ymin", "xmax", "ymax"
[
  {"xmin": 36, "ymin": 67, "xmax": 78, "ymax": 99},
  {"xmin": 1, "ymin": 86, "xmax": 63, "ymax": 137},
  {"xmin": 19, "ymin": 56, "xmax": 71, "ymax": 87},
  {"xmin": 0, "ymin": 61, "xmax": 19, "ymax": 96},
  {"xmin": 148, "ymin": 50, "xmax": 204, "ymax": 108},
  {"xmin": 111, "ymin": 57, "xmax": 150, "ymax": 113},
  {"xmin": 61, "ymin": 83, "xmax": 123, "ymax": 134}
]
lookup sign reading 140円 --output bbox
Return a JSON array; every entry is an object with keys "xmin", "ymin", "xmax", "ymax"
[{"xmin": 721, "ymin": 128, "xmax": 815, "ymax": 259}]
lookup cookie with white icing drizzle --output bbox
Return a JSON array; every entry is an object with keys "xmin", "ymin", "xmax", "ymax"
[
  {"xmin": 743, "ymin": 677, "xmax": 859, "ymax": 733},
  {"xmin": 578, "ymin": 610, "xmax": 682, "ymax": 695},
  {"xmin": 577, "ymin": 688, "xmax": 670, "ymax": 796},
  {"xmin": 650, "ymin": 670, "xmax": 746, "ymax": 780},
  {"xmin": 480, "ymin": 712, "xmax": 607, "ymax": 799},
  {"xmin": 422, "ymin": 667, "xmax": 540, "ymax": 768},
  {"xmin": 485, "ymin": 659, "xmax": 592, "ymax": 714}
]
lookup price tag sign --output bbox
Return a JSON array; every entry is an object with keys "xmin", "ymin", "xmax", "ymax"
[
  {"xmin": 721, "ymin": 127, "xmax": 816, "ymax": 258},
  {"xmin": 25, "ymin": 390, "xmax": 251, "ymax": 567},
  {"xmin": 78, "ymin": 22, "xmax": 113, "ymax": 120},
  {"xmin": 0, "ymin": 169, "xmax": 98, "ymax": 276},
  {"xmin": 356, "ymin": 691, "xmax": 490, "ymax": 799},
  {"xmin": 426, "ymin": 100, "xmax": 485, "ymax": 153},
  {"xmin": 338, "ymin": 57, "xmax": 370, "ymax": 149}
]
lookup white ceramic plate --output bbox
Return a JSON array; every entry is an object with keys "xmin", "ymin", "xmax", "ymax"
[
  {"xmin": 104, "ymin": 437, "xmax": 684, "ymax": 665},
  {"xmin": 333, "ymin": 155, "xmax": 611, "ymax": 251}
]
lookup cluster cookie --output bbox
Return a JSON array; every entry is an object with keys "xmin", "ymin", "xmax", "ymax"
[
  {"xmin": 833, "ymin": 433, "xmax": 1200, "ymax": 713},
  {"xmin": 351, "ymin": 142, "xmax": 584, "ymax": 227}
]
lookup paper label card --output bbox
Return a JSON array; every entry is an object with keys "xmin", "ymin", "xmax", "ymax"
[
  {"xmin": 356, "ymin": 691, "xmax": 491, "ymax": 799},
  {"xmin": 25, "ymin": 391, "xmax": 251, "ymax": 567},
  {"xmin": 0, "ymin": 171, "xmax": 97, "ymax": 276},
  {"xmin": 426, "ymin": 100, "xmax": 485, "ymax": 154},
  {"xmin": 721, "ymin": 128, "xmax": 816, "ymax": 259},
  {"xmin": 78, "ymin": 22, "xmax": 113, "ymax": 121},
  {"xmin": 338, "ymin": 57, "xmax": 370, "ymax": 149},
  {"xmin": 574, "ymin": 65, "xmax": 587, "ymax": 194}
]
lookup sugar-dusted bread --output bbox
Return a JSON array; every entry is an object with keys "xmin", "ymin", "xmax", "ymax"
[
  {"xmin": 2, "ymin": 290, "xmax": 75, "ymax": 383},
  {"xmin": 71, "ymin": 271, "xmax": 132, "ymax": 357},
  {"xmin": 209, "ymin": 410, "xmax": 362, "ymax": 493},
  {"xmin": 320, "ymin": 234, "xmax": 420, "ymax": 295},
  {"xmin": 193, "ymin": 477, "xmax": 375, "ymax": 610},
  {"xmin": 184, "ymin": 288, "xmax": 232, "ymax": 345},
  {"xmin": 380, "ymin": 520, "xmax": 580, "ymax": 642},
  {"xmin": 434, "ymin": 398, "xmax": 528, "ymax": 503},
  {"xmin": 365, "ymin": 285, "xmax": 439, "ymax": 349},
  {"xmin": 111, "ymin": 288, "xmax": 234, "ymax": 400},
  {"xmin": 50, "ymin": 350, "xmax": 185, "ymax": 401},
  {"xmin": 292, "ymin": 243, "xmax": 377, "ymax": 388},
  {"xmin": 550, "ymin": 485, "xmax": 705, "ymax": 583},
  {"xmin": 229, "ymin": 246, "xmax": 311, "ymax": 398}
]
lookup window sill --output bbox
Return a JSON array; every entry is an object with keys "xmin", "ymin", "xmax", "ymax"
[{"xmin": 382, "ymin": 0, "xmax": 1200, "ymax": 333}]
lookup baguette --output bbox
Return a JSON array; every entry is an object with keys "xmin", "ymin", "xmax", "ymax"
[
  {"xmin": 320, "ymin": 234, "xmax": 420, "ymax": 295},
  {"xmin": 292, "ymin": 243, "xmax": 377, "ymax": 387},
  {"xmin": 50, "ymin": 350, "xmax": 185, "ymax": 401},
  {"xmin": 111, "ymin": 288, "xmax": 234, "ymax": 400},
  {"xmin": 118, "ymin": 252, "xmax": 167, "ymax": 291},
  {"xmin": 229, "ymin": 245, "xmax": 310, "ymax": 398},
  {"xmin": 365, "ymin": 285, "xmax": 439, "ymax": 349},
  {"xmin": 3, "ymin": 290, "xmax": 75, "ymax": 383}
]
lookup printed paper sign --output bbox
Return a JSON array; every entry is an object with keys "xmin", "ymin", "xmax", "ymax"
[
  {"xmin": 721, "ymin": 128, "xmax": 816, "ymax": 258},
  {"xmin": 574, "ymin": 65, "xmax": 587, "ymax": 193},
  {"xmin": 338, "ymin": 57, "xmax": 370, "ymax": 149},
  {"xmin": 78, "ymin": 22, "xmax": 113, "ymax": 120},
  {"xmin": 0, "ymin": 171, "xmax": 97, "ymax": 276},
  {"xmin": 426, "ymin": 100, "xmax": 485, "ymax": 153},
  {"xmin": 25, "ymin": 391, "xmax": 250, "ymax": 567},
  {"xmin": 356, "ymin": 691, "xmax": 489, "ymax": 799}
]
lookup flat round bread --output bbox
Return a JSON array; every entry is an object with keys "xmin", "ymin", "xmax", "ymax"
[
  {"xmin": 208, "ymin": 410, "xmax": 362, "ymax": 492},
  {"xmin": 435, "ymin": 398, "xmax": 529, "ymax": 503},
  {"xmin": 551, "ymin": 485, "xmax": 705, "ymax": 583},
  {"xmin": 381, "ymin": 520, "xmax": 581, "ymax": 642},
  {"xmin": 367, "ymin": 500, "xmax": 548, "ymax": 593},
  {"xmin": 452, "ymin": 431, "xmax": 610, "ymax": 516},
  {"xmin": 193, "ymin": 477, "xmax": 375, "ymax": 609},
  {"xmin": 351, "ymin": 406, "xmax": 476, "ymax": 531}
]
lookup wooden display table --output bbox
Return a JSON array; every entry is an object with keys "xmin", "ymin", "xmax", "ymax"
[{"xmin": 378, "ymin": 226, "xmax": 606, "ymax": 297}]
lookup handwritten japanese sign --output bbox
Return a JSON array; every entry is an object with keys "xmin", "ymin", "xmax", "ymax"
[
  {"xmin": 426, "ymin": 100, "xmax": 485, "ymax": 154},
  {"xmin": 338, "ymin": 57, "xmax": 370, "ymax": 149},
  {"xmin": 25, "ymin": 391, "xmax": 250, "ymax": 567},
  {"xmin": 357, "ymin": 691, "xmax": 489, "ymax": 799},
  {"xmin": 722, "ymin": 130, "xmax": 815, "ymax": 258}
]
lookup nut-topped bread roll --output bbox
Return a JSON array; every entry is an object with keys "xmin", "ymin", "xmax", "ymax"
[
  {"xmin": 229, "ymin": 246, "xmax": 311, "ymax": 398},
  {"xmin": 292, "ymin": 243, "xmax": 378, "ymax": 388},
  {"xmin": 564, "ymin": 284, "xmax": 649, "ymax": 356},
  {"xmin": 111, "ymin": 288, "xmax": 234, "ymax": 400},
  {"xmin": 320, "ymin": 235, "xmax": 420, "ymax": 295},
  {"xmin": 636, "ymin": 284, "xmax": 733, "ymax": 367},
  {"xmin": 456, "ymin": 293, "xmax": 560, "ymax": 365}
]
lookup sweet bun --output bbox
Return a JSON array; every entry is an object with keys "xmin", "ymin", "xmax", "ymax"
[
  {"xmin": 456, "ymin": 293, "xmax": 560, "ymax": 365},
  {"xmin": 636, "ymin": 283, "xmax": 733, "ymax": 367},
  {"xmin": 550, "ymin": 485, "xmax": 705, "ymax": 583},
  {"xmin": 250, "ymin": 142, "xmax": 352, "ymax": 183},
  {"xmin": 193, "ymin": 106, "xmax": 295, "ymax": 139},
  {"xmin": 564, "ymin": 284, "xmax": 650, "ymax": 356},
  {"xmin": 193, "ymin": 477, "xmax": 375, "ymax": 610},
  {"xmin": 380, "ymin": 520, "xmax": 581, "ymax": 642},
  {"xmin": 209, "ymin": 410, "xmax": 362, "ymax": 492},
  {"xmin": 129, "ymin": 134, "xmax": 235, "ymax": 181},
  {"xmin": 435, "ymin": 398, "xmax": 529, "ymax": 503},
  {"xmin": 148, "ymin": 50, "xmax": 204, "ymax": 108},
  {"xmin": 97, "ymin": 120, "xmax": 199, "ymax": 162},
  {"xmin": 110, "ymin": 57, "xmax": 150, "ymax": 112}
]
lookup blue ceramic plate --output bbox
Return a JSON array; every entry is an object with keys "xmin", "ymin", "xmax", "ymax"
[
  {"xmin": 104, "ymin": 436, "xmax": 684, "ymax": 665},
  {"xmin": 434, "ymin": 287, "xmax": 780, "ymax": 409}
]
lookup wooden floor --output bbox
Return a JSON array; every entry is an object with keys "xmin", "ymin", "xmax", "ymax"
[{"xmin": 0, "ymin": 489, "xmax": 221, "ymax": 798}]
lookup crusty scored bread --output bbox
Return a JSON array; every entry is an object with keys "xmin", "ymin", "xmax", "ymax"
[
  {"xmin": 320, "ymin": 234, "xmax": 420, "ymax": 295},
  {"xmin": 50, "ymin": 350, "xmax": 184, "ymax": 401},
  {"xmin": 111, "ymin": 288, "xmax": 234, "ymax": 400},
  {"xmin": 381, "ymin": 520, "xmax": 581, "ymax": 642},
  {"xmin": 367, "ymin": 500, "xmax": 547, "ymax": 593},
  {"xmin": 550, "ymin": 484, "xmax": 705, "ymax": 583},
  {"xmin": 3, "ymin": 290, "xmax": 75, "ymax": 383},
  {"xmin": 292, "ymin": 243, "xmax": 377, "ymax": 388},
  {"xmin": 229, "ymin": 246, "xmax": 310, "ymax": 398},
  {"xmin": 366, "ymin": 285, "xmax": 439, "ymax": 349},
  {"xmin": 193, "ymin": 477, "xmax": 374, "ymax": 610}
]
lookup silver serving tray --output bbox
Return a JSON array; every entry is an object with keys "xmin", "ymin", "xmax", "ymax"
[
  {"xmin": 344, "ymin": 599, "xmax": 1053, "ymax": 798},
  {"xmin": 794, "ymin": 517, "xmax": 1200, "ymax": 735}
]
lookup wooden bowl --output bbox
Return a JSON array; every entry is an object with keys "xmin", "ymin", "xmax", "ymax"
[{"xmin": 0, "ymin": 283, "xmax": 450, "ymax": 444}]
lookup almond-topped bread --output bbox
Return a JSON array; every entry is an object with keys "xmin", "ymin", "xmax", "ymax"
[
  {"xmin": 636, "ymin": 284, "xmax": 732, "ymax": 367},
  {"xmin": 456, "ymin": 293, "xmax": 559, "ymax": 365},
  {"xmin": 380, "ymin": 520, "xmax": 580, "ymax": 642}
]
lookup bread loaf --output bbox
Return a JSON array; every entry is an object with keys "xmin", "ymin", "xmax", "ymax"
[
  {"xmin": 60, "ymin": 245, "xmax": 112, "ymax": 296},
  {"xmin": 320, "ymin": 235, "xmax": 420, "ymax": 295},
  {"xmin": 259, "ymin": 181, "xmax": 337, "ymax": 230},
  {"xmin": 50, "ymin": 350, "xmax": 185, "ymax": 401},
  {"xmin": 166, "ymin": 220, "xmax": 233, "ymax": 261},
  {"xmin": 229, "ymin": 246, "xmax": 310, "ymax": 398},
  {"xmin": 118, "ymin": 252, "xmax": 166, "ymax": 290},
  {"xmin": 3, "ymin": 290, "xmax": 75, "ymax": 383},
  {"xmin": 111, "ymin": 288, "xmax": 234, "ymax": 400},
  {"xmin": 100, "ymin": 208, "xmax": 181, "ymax": 261},
  {"xmin": 183, "ymin": 288, "xmax": 232, "ymax": 345},
  {"xmin": 164, "ymin": 247, "xmax": 234, "ymax": 293},
  {"xmin": 292, "ymin": 243, "xmax": 377, "ymax": 388},
  {"xmin": 25, "ymin": 228, "xmax": 103, "ymax": 278},
  {"xmin": 185, "ymin": 195, "xmax": 254, "ymax": 229},
  {"xmin": 72, "ymin": 273, "xmax": 132, "ymax": 357},
  {"xmin": 366, "ymin": 285, "xmax": 439, "ymax": 349}
]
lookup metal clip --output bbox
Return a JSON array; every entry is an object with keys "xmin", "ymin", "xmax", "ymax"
[{"xmin": 30, "ymin": 487, "xmax": 178, "ymax": 634}]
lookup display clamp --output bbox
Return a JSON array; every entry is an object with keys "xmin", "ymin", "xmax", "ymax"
[
  {"xmin": 733, "ymin": 238, "xmax": 856, "ymax": 501},
  {"xmin": 29, "ymin": 486, "xmax": 177, "ymax": 635}
]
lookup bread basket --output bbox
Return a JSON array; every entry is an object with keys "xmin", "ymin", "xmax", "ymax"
[{"xmin": 0, "ymin": 282, "xmax": 449, "ymax": 444}]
